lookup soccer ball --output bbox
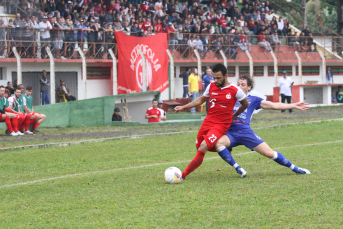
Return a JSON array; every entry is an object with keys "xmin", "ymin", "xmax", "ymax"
[{"xmin": 164, "ymin": 167, "xmax": 182, "ymax": 184}]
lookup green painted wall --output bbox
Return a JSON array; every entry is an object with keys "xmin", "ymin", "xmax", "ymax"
[{"xmin": 0, "ymin": 91, "xmax": 160, "ymax": 129}]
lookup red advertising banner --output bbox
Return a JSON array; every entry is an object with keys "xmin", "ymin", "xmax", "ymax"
[{"xmin": 115, "ymin": 32, "xmax": 169, "ymax": 94}]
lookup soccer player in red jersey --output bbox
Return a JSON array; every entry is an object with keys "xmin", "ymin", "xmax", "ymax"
[
  {"xmin": 174, "ymin": 64, "xmax": 249, "ymax": 179},
  {"xmin": 145, "ymin": 99, "xmax": 161, "ymax": 123}
]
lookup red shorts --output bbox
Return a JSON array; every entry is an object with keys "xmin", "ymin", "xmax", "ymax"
[
  {"xmin": 196, "ymin": 122, "xmax": 230, "ymax": 150},
  {"xmin": 0, "ymin": 114, "xmax": 4, "ymax": 122},
  {"xmin": 30, "ymin": 112, "xmax": 41, "ymax": 116}
]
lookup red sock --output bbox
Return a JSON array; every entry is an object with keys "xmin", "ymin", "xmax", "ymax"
[
  {"xmin": 18, "ymin": 115, "xmax": 25, "ymax": 131},
  {"xmin": 11, "ymin": 116, "xmax": 19, "ymax": 132},
  {"xmin": 30, "ymin": 116, "xmax": 37, "ymax": 125},
  {"xmin": 5, "ymin": 116, "xmax": 14, "ymax": 133},
  {"xmin": 182, "ymin": 150, "xmax": 206, "ymax": 179},
  {"xmin": 24, "ymin": 114, "xmax": 32, "ymax": 131},
  {"xmin": 32, "ymin": 122, "xmax": 40, "ymax": 130}
]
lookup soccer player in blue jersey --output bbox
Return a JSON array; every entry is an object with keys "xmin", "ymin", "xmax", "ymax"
[{"xmin": 214, "ymin": 75, "xmax": 311, "ymax": 177}]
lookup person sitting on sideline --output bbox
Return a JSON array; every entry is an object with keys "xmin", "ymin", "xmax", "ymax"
[
  {"xmin": 157, "ymin": 100, "xmax": 167, "ymax": 122},
  {"xmin": 145, "ymin": 99, "xmax": 161, "ymax": 123},
  {"xmin": 112, "ymin": 107, "xmax": 122, "ymax": 121},
  {"xmin": 57, "ymin": 79, "xmax": 76, "ymax": 101}
]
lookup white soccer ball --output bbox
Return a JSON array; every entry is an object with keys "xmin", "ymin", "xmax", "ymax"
[{"xmin": 164, "ymin": 167, "xmax": 182, "ymax": 184}]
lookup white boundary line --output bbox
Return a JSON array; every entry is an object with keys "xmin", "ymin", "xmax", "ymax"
[
  {"xmin": 1, "ymin": 118, "xmax": 343, "ymax": 152},
  {"xmin": 1, "ymin": 139, "xmax": 343, "ymax": 189}
]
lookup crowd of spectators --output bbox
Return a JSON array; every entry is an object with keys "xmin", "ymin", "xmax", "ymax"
[{"xmin": 0, "ymin": 0, "xmax": 318, "ymax": 59}]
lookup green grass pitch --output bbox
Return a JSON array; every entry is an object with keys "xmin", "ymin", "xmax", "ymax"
[{"xmin": 0, "ymin": 121, "xmax": 342, "ymax": 228}]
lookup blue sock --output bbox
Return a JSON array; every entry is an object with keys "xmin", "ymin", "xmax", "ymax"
[
  {"xmin": 272, "ymin": 151, "xmax": 301, "ymax": 173},
  {"xmin": 217, "ymin": 146, "xmax": 241, "ymax": 171}
]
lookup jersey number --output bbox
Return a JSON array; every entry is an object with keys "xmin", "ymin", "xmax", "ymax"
[
  {"xmin": 208, "ymin": 134, "xmax": 217, "ymax": 143},
  {"xmin": 209, "ymin": 99, "xmax": 216, "ymax": 109}
]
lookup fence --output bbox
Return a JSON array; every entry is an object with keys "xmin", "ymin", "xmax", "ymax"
[{"xmin": 0, "ymin": 27, "xmax": 342, "ymax": 61}]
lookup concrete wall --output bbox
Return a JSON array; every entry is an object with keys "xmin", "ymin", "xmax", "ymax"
[{"xmin": 87, "ymin": 79, "xmax": 112, "ymax": 99}]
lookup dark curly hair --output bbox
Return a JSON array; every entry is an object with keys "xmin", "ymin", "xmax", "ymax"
[
  {"xmin": 212, "ymin": 63, "xmax": 227, "ymax": 77},
  {"xmin": 238, "ymin": 75, "xmax": 254, "ymax": 90}
]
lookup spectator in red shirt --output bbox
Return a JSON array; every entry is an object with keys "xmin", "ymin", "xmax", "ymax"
[
  {"xmin": 257, "ymin": 30, "xmax": 272, "ymax": 52},
  {"xmin": 217, "ymin": 14, "xmax": 227, "ymax": 33},
  {"xmin": 142, "ymin": 17, "xmax": 152, "ymax": 31},
  {"xmin": 165, "ymin": 22, "xmax": 177, "ymax": 50},
  {"xmin": 107, "ymin": 0, "xmax": 115, "ymax": 12},
  {"xmin": 145, "ymin": 99, "xmax": 161, "ymax": 123},
  {"xmin": 154, "ymin": 18, "xmax": 162, "ymax": 33}
]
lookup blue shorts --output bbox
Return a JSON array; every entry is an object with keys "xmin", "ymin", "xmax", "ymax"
[{"xmin": 226, "ymin": 126, "xmax": 264, "ymax": 151}]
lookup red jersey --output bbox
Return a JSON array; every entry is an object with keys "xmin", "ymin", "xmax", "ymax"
[
  {"xmin": 164, "ymin": 26, "xmax": 175, "ymax": 40},
  {"xmin": 138, "ymin": 22, "xmax": 143, "ymax": 29},
  {"xmin": 203, "ymin": 82, "xmax": 246, "ymax": 125},
  {"xmin": 146, "ymin": 107, "xmax": 161, "ymax": 123},
  {"xmin": 154, "ymin": 23, "xmax": 162, "ymax": 33},
  {"xmin": 142, "ymin": 22, "xmax": 151, "ymax": 31},
  {"xmin": 217, "ymin": 18, "xmax": 227, "ymax": 27},
  {"xmin": 240, "ymin": 35, "xmax": 247, "ymax": 43},
  {"xmin": 141, "ymin": 1, "xmax": 150, "ymax": 11}
]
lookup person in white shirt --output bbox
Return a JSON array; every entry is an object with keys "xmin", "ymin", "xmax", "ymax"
[
  {"xmin": 157, "ymin": 100, "xmax": 167, "ymax": 122},
  {"xmin": 277, "ymin": 71, "xmax": 294, "ymax": 114},
  {"xmin": 39, "ymin": 15, "xmax": 52, "ymax": 58},
  {"xmin": 194, "ymin": 35, "xmax": 203, "ymax": 55},
  {"xmin": 265, "ymin": 11, "xmax": 273, "ymax": 25},
  {"xmin": 154, "ymin": 0, "xmax": 163, "ymax": 20},
  {"xmin": 277, "ymin": 17, "xmax": 286, "ymax": 36}
]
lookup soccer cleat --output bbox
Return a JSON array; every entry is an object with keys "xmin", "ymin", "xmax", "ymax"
[
  {"xmin": 16, "ymin": 131, "xmax": 24, "ymax": 136},
  {"xmin": 236, "ymin": 166, "xmax": 248, "ymax": 178},
  {"xmin": 296, "ymin": 168, "xmax": 311, "ymax": 175},
  {"xmin": 25, "ymin": 130, "xmax": 33, "ymax": 135},
  {"xmin": 5, "ymin": 130, "xmax": 10, "ymax": 135},
  {"xmin": 10, "ymin": 131, "xmax": 18, "ymax": 136},
  {"xmin": 32, "ymin": 129, "xmax": 40, "ymax": 133}
]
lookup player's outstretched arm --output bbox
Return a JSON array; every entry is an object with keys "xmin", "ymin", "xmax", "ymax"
[
  {"xmin": 260, "ymin": 101, "xmax": 310, "ymax": 111},
  {"xmin": 174, "ymin": 96, "xmax": 208, "ymax": 113}
]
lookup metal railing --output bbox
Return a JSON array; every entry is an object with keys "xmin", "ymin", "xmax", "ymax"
[{"xmin": 0, "ymin": 28, "xmax": 342, "ymax": 60}]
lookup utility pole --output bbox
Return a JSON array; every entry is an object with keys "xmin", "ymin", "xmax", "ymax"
[{"xmin": 302, "ymin": 0, "xmax": 307, "ymax": 30}]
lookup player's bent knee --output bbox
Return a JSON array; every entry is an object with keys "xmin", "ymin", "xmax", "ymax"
[
  {"xmin": 198, "ymin": 140, "xmax": 209, "ymax": 152},
  {"xmin": 214, "ymin": 136, "xmax": 230, "ymax": 149}
]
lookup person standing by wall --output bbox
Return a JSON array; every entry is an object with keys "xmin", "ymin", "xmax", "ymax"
[
  {"xmin": 188, "ymin": 68, "xmax": 201, "ymax": 114},
  {"xmin": 277, "ymin": 71, "xmax": 294, "ymax": 114},
  {"xmin": 145, "ymin": 99, "xmax": 161, "ymax": 123},
  {"xmin": 179, "ymin": 68, "xmax": 190, "ymax": 98},
  {"xmin": 157, "ymin": 100, "xmax": 167, "ymax": 122},
  {"xmin": 326, "ymin": 67, "xmax": 333, "ymax": 84},
  {"xmin": 202, "ymin": 68, "xmax": 214, "ymax": 112},
  {"xmin": 40, "ymin": 70, "xmax": 50, "ymax": 105}
]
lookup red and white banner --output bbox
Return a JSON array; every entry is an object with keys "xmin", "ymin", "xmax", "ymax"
[{"xmin": 115, "ymin": 32, "xmax": 169, "ymax": 94}]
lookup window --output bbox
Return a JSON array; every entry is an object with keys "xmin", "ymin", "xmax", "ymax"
[
  {"xmin": 296, "ymin": 66, "xmax": 320, "ymax": 76},
  {"xmin": 327, "ymin": 66, "xmax": 343, "ymax": 74},
  {"xmin": 87, "ymin": 67, "xmax": 111, "ymax": 79},
  {"xmin": 253, "ymin": 66, "xmax": 264, "ymax": 77},
  {"xmin": 239, "ymin": 66, "xmax": 249, "ymax": 76},
  {"xmin": 268, "ymin": 66, "xmax": 292, "ymax": 76},
  {"xmin": 227, "ymin": 66, "xmax": 235, "ymax": 77},
  {"xmin": 0, "ymin": 68, "xmax": 2, "ymax": 80}
]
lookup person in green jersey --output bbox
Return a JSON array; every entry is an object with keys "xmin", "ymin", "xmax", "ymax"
[
  {"xmin": 21, "ymin": 86, "xmax": 46, "ymax": 133},
  {"xmin": 0, "ymin": 85, "xmax": 20, "ymax": 136},
  {"xmin": 6, "ymin": 88, "xmax": 34, "ymax": 134}
]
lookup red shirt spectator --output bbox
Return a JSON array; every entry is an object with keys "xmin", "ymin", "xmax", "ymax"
[
  {"xmin": 165, "ymin": 23, "xmax": 175, "ymax": 40},
  {"xmin": 141, "ymin": 1, "xmax": 150, "ymax": 11},
  {"xmin": 154, "ymin": 21, "xmax": 162, "ymax": 33},
  {"xmin": 107, "ymin": 4, "xmax": 115, "ymax": 11},
  {"xmin": 142, "ymin": 21, "xmax": 152, "ymax": 31},
  {"xmin": 240, "ymin": 35, "xmax": 247, "ymax": 43},
  {"xmin": 248, "ymin": 21, "xmax": 256, "ymax": 28},
  {"xmin": 258, "ymin": 33, "xmax": 266, "ymax": 42},
  {"xmin": 217, "ymin": 18, "xmax": 227, "ymax": 27},
  {"xmin": 145, "ymin": 100, "xmax": 161, "ymax": 123}
]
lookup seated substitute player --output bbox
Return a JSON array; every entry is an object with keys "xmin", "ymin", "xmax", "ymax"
[
  {"xmin": 19, "ymin": 86, "xmax": 46, "ymax": 133},
  {"xmin": 7, "ymin": 88, "xmax": 34, "ymax": 134},
  {"xmin": 214, "ymin": 75, "xmax": 311, "ymax": 176},
  {"xmin": 0, "ymin": 85, "xmax": 20, "ymax": 136},
  {"xmin": 175, "ymin": 64, "xmax": 249, "ymax": 180}
]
